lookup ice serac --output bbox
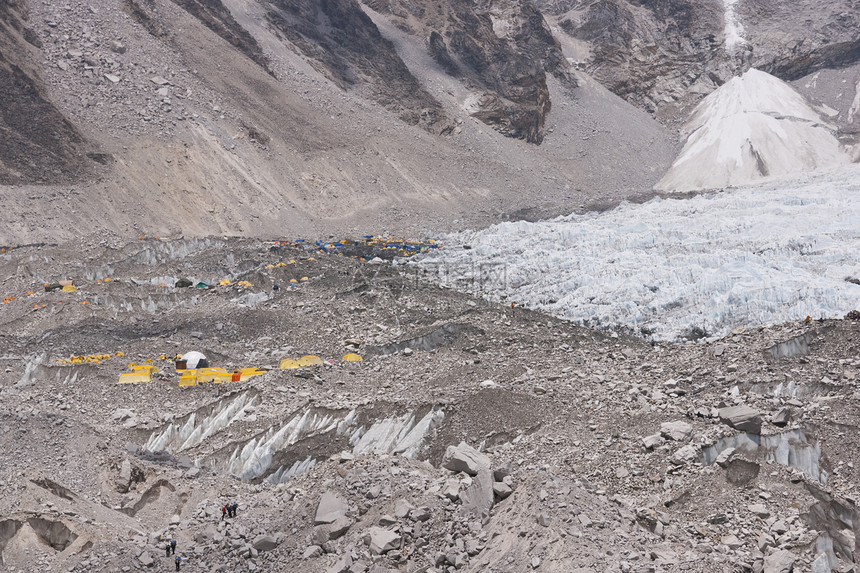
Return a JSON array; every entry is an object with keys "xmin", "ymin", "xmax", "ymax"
[{"xmin": 655, "ymin": 68, "xmax": 849, "ymax": 192}]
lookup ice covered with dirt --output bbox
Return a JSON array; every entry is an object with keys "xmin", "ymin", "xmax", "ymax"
[
  {"xmin": 655, "ymin": 68, "xmax": 850, "ymax": 192},
  {"xmin": 415, "ymin": 165, "xmax": 860, "ymax": 341}
]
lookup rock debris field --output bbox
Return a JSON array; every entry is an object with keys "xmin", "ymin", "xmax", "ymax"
[{"xmin": 1, "ymin": 236, "xmax": 860, "ymax": 573}]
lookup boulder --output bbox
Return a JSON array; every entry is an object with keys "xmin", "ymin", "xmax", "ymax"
[
  {"xmin": 719, "ymin": 405, "xmax": 763, "ymax": 434},
  {"xmin": 670, "ymin": 444, "xmax": 699, "ymax": 465},
  {"xmin": 642, "ymin": 434, "xmax": 665, "ymax": 450},
  {"xmin": 493, "ymin": 481, "xmax": 513, "ymax": 499},
  {"xmin": 312, "ymin": 516, "xmax": 352, "ymax": 544},
  {"xmin": 326, "ymin": 553, "xmax": 353, "ymax": 573},
  {"xmin": 116, "ymin": 459, "xmax": 132, "ymax": 493},
  {"xmin": 660, "ymin": 420, "xmax": 693, "ymax": 441},
  {"xmin": 138, "ymin": 551, "xmax": 154, "ymax": 567},
  {"xmin": 364, "ymin": 527, "xmax": 401, "ymax": 555},
  {"xmin": 252, "ymin": 534, "xmax": 279, "ymax": 552},
  {"xmin": 772, "ymin": 407, "xmax": 792, "ymax": 427},
  {"xmin": 302, "ymin": 545, "xmax": 323, "ymax": 559},
  {"xmin": 442, "ymin": 442, "xmax": 490, "ymax": 476},
  {"xmin": 715, "ymin": 447, "xmax": 736, "ymax": 468},
  {"xmin": 763, "ymin": 549, "xmax": 795, "ymax": 573},
  {"xmin": 459, "ymin": 467, "xmax": 494, "ymax": 518},
  {"xmin": 316, "ymin": 491, "xmax": 348, "ymax": 525},
  {"xmin": 748, "ymin": 504, "xmax": 770, "ymax": 519}
]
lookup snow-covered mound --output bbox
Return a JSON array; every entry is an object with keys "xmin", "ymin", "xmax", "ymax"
[
  {"xmin": 414, "ymin": 165, "xmax": 860, "ymax": 341},
  {"xmin": 656, "ymin": 69, "xmax": 850, "ymax": 192}
]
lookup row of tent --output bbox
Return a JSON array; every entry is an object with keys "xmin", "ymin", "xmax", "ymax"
[{"xmin": 278, "ymin": 353, "xmax": 363, "ymax": 369}]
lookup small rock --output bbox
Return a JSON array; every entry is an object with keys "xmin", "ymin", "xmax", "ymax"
[
  {"xmin": 763, "ymin": 549, "xmax": 795, "ymax": 573},
  {"xmin": 660, "ymin": 420, "xmax": 693, "ymax": 441},
  {"xmin": 363, "ymin": 527, "xmax": 401, "ymax": 555}
]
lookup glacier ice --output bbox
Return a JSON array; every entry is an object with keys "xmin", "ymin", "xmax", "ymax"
[
  {"xmin": 701, "ymin": 429, "xmax": 827, "ymax": 483},
  {"xmin": 143, "ymin": 391, "xmax": 257, "ymax": 453},
  {"xmin": 224, "ymin": 405, "xmax": 444, "ymax": 481},
  {"xmin": 413, "ymin": 165, "xmax": 860, "ymax": 342}
]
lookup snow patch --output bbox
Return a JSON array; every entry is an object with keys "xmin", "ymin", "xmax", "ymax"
[
  {"xmin": 414, "ymin": 165, "xmax": 860, "ymax": 342},
  {"xmin": 656, "ymin": 69, "xmax": 850, "ymax": 193}
]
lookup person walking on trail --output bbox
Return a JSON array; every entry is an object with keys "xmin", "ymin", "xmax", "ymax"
[
  {"xmin": 221, "ymin": 505, "xmax": 227, "ymax": 521},
  {"xmin": 175, "ymin": 556, "xmax": 181, "ymax": 571},
  {"xmin": 170, "ymin": 539, "xmax": 176, "ymax": 555},
  {"xmin": 165, "ymin": 543, "xmax": 171, "ymax": 557},
  {"xmin": 231, "ymin": 502, "xmax": 238, "ymax": 517}
]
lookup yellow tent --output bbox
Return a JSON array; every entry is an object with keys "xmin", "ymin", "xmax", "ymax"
[
  {"xmin": 342, "ymin": 353, "xmax": 363, "ymax": 362},
  {"xmin": 279, "ymin": 358, "xmax": 300, "ymax": 370},
  {"xmin": 178, "ymin": 372, "xmax": 198, "ymax": 387},
  {"xmin": 297, "ymin": 355, "xmax": 323, "ymax": 367},
  {"xmin": 118, "ymin": 372, "xmax": 152, "ymax": 384}
]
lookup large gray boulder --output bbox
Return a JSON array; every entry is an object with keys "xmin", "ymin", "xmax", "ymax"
[
  {"xmin": 364, "ymin": 527, "xmax": 401, "ymax": 555},
  {"xmin": 116, "ymin": 459, "xmax": 132, "ymax": 493},
  {"xmin": 719, "ymin": 405, "xmax": 763, "ymax": 434},
  {"xmin": 660, "ymin": 420, "xmax": 693, "ymax": 441},
  {"xmin": 315, "ymin": 491, "xmax": 348, "ymax": 525},
  {"xmin": 764, "ymin": 549, "xmax": 795, "ymax": 573},
  {"xmin": 459, "ymin": 467, "xmax": 494, "ymax": 518},
  {"xmin": 442, "ymin": 442, "xmax": 490, "ymax": 476},
  {"xmin": 253, "ymin": 534, "xmax": 279, "ymax": 552}
]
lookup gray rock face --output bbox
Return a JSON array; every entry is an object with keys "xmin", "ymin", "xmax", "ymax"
[
  {"xmin": 763, "ymin": 549, "xmax": 796, "ymax": 573},
  {"xmin": 252, "ymin": 534, "xmax": 279, "ymax": 552},
  {"xmin": 442, "ymin": 442, "xmax": 491, "ymax": 476},
  {"xmin": 719, "ymin": 405, "xmax": 763, "ymax": 434},
  {"xmin": 459, "ymin": 467, "xmax": 494, "ymax": 518},
  {"xmin": 364, "ymin": 527, "xmax": 401, "ymax": 555},
  {"xmin": 316, "ymin": 491, "xmax": 348, "ymax": 525}
]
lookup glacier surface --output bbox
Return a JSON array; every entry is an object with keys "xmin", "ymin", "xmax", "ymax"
[{"xmin": 413, "ymin": 166, "xmax": 860, "ymax": 342}]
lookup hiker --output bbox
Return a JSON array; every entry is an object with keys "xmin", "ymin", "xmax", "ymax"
[
  {"xmin": 165, "ymin": 543, "xmax": 171, "ymax": 557},
  {"xmin": 170, "ymin": 539, "xmax": 176, "ymax": 555},
  {"xmin": 175, "ymin": 555, "xmax": 181, "ymax": 571},
  {"xmin": 231, "ymin": 502, "xmax": 238, "ymax": 517},
  {"xmin": 221, "ymin": 505, "xmax": 227, "ymax": 521}
]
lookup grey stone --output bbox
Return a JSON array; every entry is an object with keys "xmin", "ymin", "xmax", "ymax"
[
  {"xmin": 184, "ymin": 467, "xmax": 200, "ymax": 479},
  {"xmin": 670, "ymin": 444, "xmax": 698, "ymax": 465},
  {"xmin": 721, "ymin": 534, "xmax": 743, "ymax": 549},
  {"xmin": 326, "ymin": 553, "xmax": 353, "ymax": 573},
  {"xmin": 104, "ymin": 73, "xmax": 121, "ymax": 83},
  {"xmin": 493, "ymin": 481, "xmax": 513, "ymax": 499},
  {"xmin": 715, "ymin": 447, "xmax": 736, "ymax": 468},
  {"xmin": 748, "ymin": 504, "xmax": 770, "ymax": 518},
  {"xmin": 772, "ymin": 407, "xmax": 792, "ymax": 427},
  {"xmin": 252, "ymin": 534, "xmax": 278, "ymax": 552},
  {"xmin": 660, "ymin": 420, "xmax": 693, "ymax": 441},
  {"xmin": 442, "ymin": 442, "xmax": 491, "ymax": 476},
  {"xmin": 810, "ymin": 553, "xmax": 830, "ymax": 573},
  {"xmin": 138, "ymin": 551, "xmax": 154, "ymax": 567},
  {"xmin": 316, "ymin": 491, "xmax": 348, "ymax": 525},
  {"xmin": 394, "ymin": 499, "xmax": 414, "ymax": 518},
  {"xmin": 116, "ymin": 459, "xmax": 132, "ymax": 493},
  {"xmin": 442, "ymin": 479, "xmax": 460, "ymax": 501},
  {"xmin": 537, "ymin": 512, "xmax": 551, "ymax": 527},
  {"xmin": 312, "ymin": 516, "xmax": 352, "ymax": 544},
  {"xmin": 459, "ymin": 467, "xmax": 494, "ymax": 518},
  {"xmin": 763, "ymin": 549, "xmax": 795, "ymax": 573},
  {"xmin": 111, "ymin": 40, "xmax": 127, "ymax": 53},
  {"xmin": 150, "ymin": 76, "xmax": 170, "ymax": 86},
  {"xmin": 303, "ymin": 545, "xmax": 323, "ymax": 559},
  {"xmin": 409, "ymin": 507, "xmax": 431, "ymax": 522},
  {"xmin": 719, "ymin": 405, "xmax": 763, "ymax": 434},
  {"xmin": 364, "ymin": 527, "xmax": 401, "ymax": 555},
  {"xmin": 642, "ymin": 434, "xmax": 665, "ymax": 450},
  {"xmin": 169, "ymin": 514, "xmax": 181, "ymax": 526}
]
